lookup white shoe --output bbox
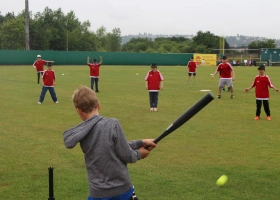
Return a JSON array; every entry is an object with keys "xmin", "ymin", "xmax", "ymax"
[
  {"xmin": 55, "ymin": 101, "xmax": 59, "ymax": 104},
  {"xmin": 150, "ymin": 108, "xmax": 153, "ymax": 111},
  {"xmin": 154, "ymin": 108, "xmax": 158, "ymax": 112},
  {"xmin": 38, "ymin": 102, "xmax": 41, "ymax": 104}
]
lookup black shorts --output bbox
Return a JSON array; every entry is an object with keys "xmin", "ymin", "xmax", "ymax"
[{"xmin": 188, "ymin": 73, "xmax": 196, "ymax": 76}]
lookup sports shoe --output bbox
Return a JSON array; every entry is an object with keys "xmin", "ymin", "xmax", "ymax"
[
  {"xmin": 267, "ymin": 116, "xmax": 271, "ymax": 121},
  {"xmin": 55, "ymin": 101, "xmax": 59, "ymax": 104},
  {"xmin": 217, "ymin": 95, "xmax": 221, "ymax": 99},
  {"xmin": 254, "ymin": 116, "xmax": 260, "ymax": 120},
  {"xmin": 38, "ymin": 102, "xmax": 41, "ymax": 104},
  {"xmin": 154, "ymin": 108, "xmax": 158, "ymax": 112},
  {"xmin": 150, "ymin": 108, "xmax": 153, "ymax": 112},
  {"xmin": 95, "ymin": 90, "xmax": 100, "ymax": 93},
  {"xmin": 231, "ymin": 95, "xmax": 234, "ymax": 99}
]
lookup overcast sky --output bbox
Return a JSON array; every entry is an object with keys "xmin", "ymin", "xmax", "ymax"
[{"xmin": 1, "ymin": 0, "xmax": 279, "ymax": 39}]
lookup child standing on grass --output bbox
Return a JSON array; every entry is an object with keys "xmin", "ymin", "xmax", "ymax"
[
  {"xmin": 63, "ymin": 86, "xmax": 157, "ymax": 200},
  {"xmin": 87, "ymin": 56, "xmax": 103, "ymax": 92},
  {"xmin": 38, "ymin": 62, "xmax": 58, "ymax": 104},
  {"xmin": 186, "ymin": 57, "xmax": 198, "ymax": 84},
  {"xmin": 33, "ymin": 55, "xmax": 54, "ymax": 84},
  {"xmin": 245, "ymin": 65, "xmax": 279, "ymax": 120},
  {"xmin": 145, "ymin": 63, "xmax": 164, "ymax": 112}
]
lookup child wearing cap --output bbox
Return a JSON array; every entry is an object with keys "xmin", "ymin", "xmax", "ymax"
[
  {"xmin": 87, "ymin": 56, "xmax": 103, "ymax": 92},
  {"xmin": 244, "ymin": 65, "xmax": 279, "ymax": 120},
  {"xmin": 211, "ymin": 55, "xmax": 235, "ymax": 99},
  {"xmin": 33, "ymin": 55, "xmax": 54, "ymax": 84},
  {"xmin": 186, "ymin": 57, "xmax": 197, "ymax": 84},
  {"xmin": 63, "ymin": 86, "xmax": 157, "ymax": 200},
  {"xmin": 38, "ymin": 62, "xmax": 58, "ymax": 104},
  {"xmin": 145, "ymin": 63, "xmax": 164, "ymax": 111}
]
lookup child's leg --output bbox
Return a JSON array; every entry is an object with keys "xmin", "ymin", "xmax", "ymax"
[
  {"xmin": 49, "ymin": 87, "xmax": 58, "ymax": 102},
  {"xmin": 256, "ymin": 99, "xmax": 262, "ymax": 116},
  {"xmin": 37, "ymin": 72, "xmax": 40, "ymax": 84},
  {"xmin": 154, "ymin": 92, "xmax": 159, "ymax": 108},
  {"xmin": 186, "ymin": 73, "xmax": 191, "ymax": 83},
  {"xmin": 90, "ymin": 77, "xmax": 94, "ymax": 90},
  {"xmin": 263, "ymin": 100, "xmax": 270, "ymax": 116},
  {"xmin": 149, "ymin": 92, "xmax": 153, "ymax": 109},
  {"xmin": 39, "ymin": 86, "xmax": 48, "ymax": 103},
  {"xmin": 193, "ymin": 73, "xmax": 197, "ymax": 82},
  {"xmin": 95, "ymin": 78, "xmax": 99, "ymax": 92},
  {"xmin": 129, "ymin": 191, "xmax": 139, "ymax": 200}
]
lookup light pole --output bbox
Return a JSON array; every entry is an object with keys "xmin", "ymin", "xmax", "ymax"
[{"xmin": 25, "ymin": 0, "xmax": 30, "ymax": 50}]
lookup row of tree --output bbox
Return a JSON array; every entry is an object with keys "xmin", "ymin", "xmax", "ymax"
[
  {"xmin": 0, "ymin": 8, "xmax": 121, "ymax": 51},
  {"xmin": 0, "ymin": 8, "xmax": 277, "ymax": 53}
]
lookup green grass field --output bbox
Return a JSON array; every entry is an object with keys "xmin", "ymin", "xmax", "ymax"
[{"xmin": 1, "ymin": 65, "xmax": 280, "ymax": 200}]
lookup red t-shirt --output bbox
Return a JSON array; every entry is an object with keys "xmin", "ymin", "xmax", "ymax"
[
  {"xmin": 188, "ymin": 61, "xmax": 197, "ymax": 73},
  {"xmin": 251, "ymin": 75, "xmax": 274, "ymax": 99},
  {"xmin": 217, "ymin": 63, "xmax": 233, "ymax": 78},
  {"xmin": 42, "ymin": 70, "xmax": 56, "ymax": 87},
  {"xmin": 145, "ymin": 70, "xmax": 164, "ymax": 91},
  {"xmin": 33, "ymin": 60, "xmax": 46, "ymax": 72},
  {"xmin": 88, "ymin": 63, "xmax": 101, "ymax": 77}
]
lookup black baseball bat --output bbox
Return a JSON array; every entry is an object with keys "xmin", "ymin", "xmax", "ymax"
[{"xmin": 146, "ymin": 93, "xmax": 214, "ymax": 149}]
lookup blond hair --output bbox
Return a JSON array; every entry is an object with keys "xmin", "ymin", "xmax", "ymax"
[{"xmin": 72, "ymin": 86, "xmax": 99, "ymax": 113}]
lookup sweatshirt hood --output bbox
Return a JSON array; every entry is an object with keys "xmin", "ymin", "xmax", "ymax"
[{"xmin": 63, "ymin": 115, "xmax": 103, "ymax": 149}]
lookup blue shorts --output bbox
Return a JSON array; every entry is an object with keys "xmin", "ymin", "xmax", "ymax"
[{"xmin": 88, "ymin": 187, "xmax": 134, "ymax": 200}]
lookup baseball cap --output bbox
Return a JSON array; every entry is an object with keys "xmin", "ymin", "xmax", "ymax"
[
  {"xmin": 151, "ymin": 63, "xmax": 157, "ymax": 68},
  {"xmin": 190, "ymin": 57, "xmax": 194, "ymax": 59},
  {"xmin": 222, "ymin": 55, "xmax": 227, "ymax": 60},
  {"xmin": 47, "ymin": 62, "xmax": 53, "ymax": 67},
  {"xmin": 258, "ymin": 65, "xmax": 265, "ymax": 70},
  {"xmin": 37, "ymin": 55, "xmax": 41, "ymax": 58},
  {"xmin": 93, "ymin": 59, "xmax": 97, "ymax": 62}
]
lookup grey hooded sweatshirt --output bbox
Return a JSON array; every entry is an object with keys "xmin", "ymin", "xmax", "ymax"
[{"xmin": 63, "ymin": 115, "xmax": 143, "ymax": 198}]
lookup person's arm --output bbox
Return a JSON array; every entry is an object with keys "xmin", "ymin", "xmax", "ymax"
[
  {"xmin": 53, "ymin": 73, "xmax": 56, "ymax": 86},
  {"xmin": 99, "ymin": 56, "xmax": 103, "ymax": 65},
  {"xmin": 211, "ymin": 70, "xmax": 218, "ymax": 78},
  {"xmin": 231, "ymin": 70, "xmax": 235, "ymax": 81},
  {"xmin": 87, "ymin": 56, "xmax": 90, "ymax": 65},
  {"xmin": 272, "ymin": 86, "xmax": 279, "ymax": 92},
  {"xmin": 33, "ymin": 61, "xmax": 37, "ymax": 69},
  {"xmin": 160, "ymin": 81, "xmax": 163, "ymax": 90},
  {"xmin": 244, "ymin": 85, "xmax": 253, "ymax": 92},
  {"xmin": 41, "ymin": 74, "xmax": 44, "ymax": 86},
  {"xmin": 113, "ymin": 120, "xmax": 150, "ymax": 162},
  {"xmin": 245, "ymin": 79, "xmax": 255, "ymax": 92}
]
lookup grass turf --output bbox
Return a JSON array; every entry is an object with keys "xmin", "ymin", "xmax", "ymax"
[{"xmin": 1, "ymin": 65, "xmax": 280, "ymax": 200}]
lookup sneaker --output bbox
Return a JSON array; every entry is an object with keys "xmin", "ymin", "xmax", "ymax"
[
  {"xmin": 267, "ymin": 116, "xmax": 271, "ymax": 121},
  {"xmin": 154, "ymin": 108, "xmax": 158, "ymax": 112},
  {"xmin": 38, "ymin": 102, "xmax": 41, "ymax": 104},
  {"xmin": 150, "ymin": 108, "xmax": 153, "ymax": 112},
  {"xmin": 95, "ymin": 90, "xmax": 100, "ymax": 93},
  {"xmin": 217, "ymin": 95, "xmax": 221, "ymax": 99},
  {"xmin": 254, "ymin": 116, "xmax": 260, "ymax": 120},
  {"xmin": 55, "ymin": 101, "xmax": 59, "ymax": 104},
  {"xmin": 231, "ymin": 95, "xmax": 234, "ymax": 99}
]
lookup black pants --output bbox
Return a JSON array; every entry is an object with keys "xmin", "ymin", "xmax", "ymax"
[
  {"xmin": 37, "ymin": 72, "xmax": 44, "ymax": 84},
  {"xmin": 256, "ymin": 99, "xmax": 270, "ymax": 117},
  {"xmin": 90, "ymin": 77, "xmax": 99, "ymax": 91},
  {"xmin": 149, "ymin": 92, "xmax": 159, "ymax": 108}
]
